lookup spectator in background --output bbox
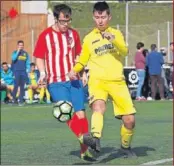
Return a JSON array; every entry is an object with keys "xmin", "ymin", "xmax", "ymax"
[
  {"xmin": 11, "ymin": 40, "xmax": 30, "ymax": 106},
  {"xmin": 146, "ymin": 44, "xmax": 164, "ymax": 100},
  {"xmin": 134, "ymin": 42, "xmax": 146, "ymax": 101},
  {"xmin": 142, "ymin": 49, "xmax": 150, "ymax": 98},
  {"xmin": 170, "ymin": 42, "xmax": 173, "ymax": 97},
  {"xmin": 1, "ymin": 62, "xmax": 15, "ymax": 102},
  {"xmin": 28, "ymin": 63, "xmax": 51, "ymax": 104}
]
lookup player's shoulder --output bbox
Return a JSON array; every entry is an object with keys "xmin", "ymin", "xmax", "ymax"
[
  {"xmin": 83, "ymin": 29, "xmax": 96, "ymax": 42},
  {"xmin": 39, "ymin": 27, "xmax": 52, "ymax": 38},
  {"xmin": 108, "ymin": 27, "xmax": 123, "ymax": 34}
]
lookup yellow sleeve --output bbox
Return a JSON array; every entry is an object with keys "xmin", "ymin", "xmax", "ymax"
[
  {"xmin": 73, "ymin": 38, "xmax": 90, "ymax": 73},
  {"xmin": 112, "ymin": 30, "xmax": 128, "ymax": 57}
]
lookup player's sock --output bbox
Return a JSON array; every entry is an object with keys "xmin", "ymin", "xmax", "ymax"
[
  {"xmin": 66, "ymin": 113, "xmax": 82, "ymax": 137},
  {"xmin": 28, "ymin": 89, "xmax": 33, "ymax": 101},
  {"xmin": 91, "ymin": 112, "xmax": 103, "ymax": 138},
  {"xmin": 39, "ymin": 87, "xmax": 45, "ymax": 101},
  {"xmin": 80, "ymin": 116, "xmax": 89, "ymax": 134},
  {"xmin": 67, "ymin": 114, "xmax": 88, "ymax": 154},
  {"xmin": 45, "ymin": 88, "xmax": 51, "ymax": 102},
  {"xmin": 121, "ymin": 124, "xmax": 134, "ymax": 148}
]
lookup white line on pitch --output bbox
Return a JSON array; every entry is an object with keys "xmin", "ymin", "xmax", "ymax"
[{"xmin": 141, "ymin": 158, "xmax": 173, "ymax": 165}]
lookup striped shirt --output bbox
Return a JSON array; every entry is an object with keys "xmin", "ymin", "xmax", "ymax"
[{"xmin": 33, "ymin": 27, "xmax": 81, "ymax": 84}]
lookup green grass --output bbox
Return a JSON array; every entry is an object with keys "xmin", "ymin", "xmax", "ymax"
[{"xmin": 1, "ymin": 101, "xmax": 173, "ymax": 165}]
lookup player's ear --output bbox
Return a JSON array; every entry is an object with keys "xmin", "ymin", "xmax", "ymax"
[
  {"xmin": 54, "ymin": 17, "xmax": 58, "ymax": 23},
  {"xmin": 92, "ymin": 15, "xmax": 95, "ymax": 21}
]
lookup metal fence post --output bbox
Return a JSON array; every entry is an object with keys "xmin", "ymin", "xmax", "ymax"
[
  {"xmin": 125, "ymin": 2, "xmax": 129, "ymax": 66},
  {"xmin": 31, "ymin": 29, "xmax": 34, "ymax": 62},
  {"xmin": 157, "ymin": 30, "xmax": 160, "ymax": 51},
  {"xmin": 167, "ymin": 21, "xmax": 171, "ymax": 62}
]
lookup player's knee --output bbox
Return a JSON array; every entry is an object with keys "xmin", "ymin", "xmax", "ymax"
[
  {"xmin": 122, "ymin": 114, "xmax": 135, "ymax": 129},
  {"xmin": 75, "ymin": 110, "xmax": 86, "ymax": 119},
  {"xmin": 91, "ymin": 100, "xmax": 106, "ymax": 114}
]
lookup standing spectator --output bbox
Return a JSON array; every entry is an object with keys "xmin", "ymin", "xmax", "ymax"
[
  {"xmin": 11, "ymin": 40, "xmax": 30, "ymax": 106},
  {"xmin": 170, "ymin": 42, "xmax": 173, "ymax": 98},
  {"xmin": 142, "ymin": 49, "xmax": 150, "ymax": 98},
  {"xmin": 134, "ymin": 42, "xmax": 146, "ymax": 100},
  {"xmin": 146, "ymin": 44, "xmax": 164, "ymax": 100}
]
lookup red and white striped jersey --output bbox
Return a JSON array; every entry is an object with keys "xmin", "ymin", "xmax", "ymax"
[{"xmin": 33, "ymin": 27, "xmax": 81, "ymax": 84}]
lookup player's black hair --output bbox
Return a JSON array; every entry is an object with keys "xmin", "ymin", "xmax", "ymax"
[
  {"xmin": 170, "ymin": 42, "xmax": 173, "ymax": 46},
  {"xmin": 53, "ymin": 4, "xmax": 72, "ymax": 19},
  {"xmin": 17, "ymin": 40, "xmax": 24, "ymax": 45},
  {"xmin": 2, "ymin": 62, "xmax": 8, "ymax": 66},
  {"xmin": 151, "ymin": 44, "xmax": 157, "ymax": 51},
  {"xmin": 30, "ymin": 62, "xmax": 35, "ymax": 67},
  {"xmin": 136, "ymin": 42, "xmax": 144, "ymax": 50},
  {"xmin": 93, "ymin": 1, "xmax": 110, "ymax": 15}
]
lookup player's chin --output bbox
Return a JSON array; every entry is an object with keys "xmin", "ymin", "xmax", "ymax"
[
  {"xmin": 61, "ymin": 27, "xmax": 68, "ymax": 32},
  {"xmin": 98, "ymin": 26, "xmax": 106, "ymax": 31}
]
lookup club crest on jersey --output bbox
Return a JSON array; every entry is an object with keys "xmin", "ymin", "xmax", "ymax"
[{"xmin": 67, "ymin": 37, "xmax": 73, "ymax": 47}]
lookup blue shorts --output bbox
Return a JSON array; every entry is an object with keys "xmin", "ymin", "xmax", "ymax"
[{"xmin": 48, "ymin": 80, "xmax": 85, "ymax": 112}]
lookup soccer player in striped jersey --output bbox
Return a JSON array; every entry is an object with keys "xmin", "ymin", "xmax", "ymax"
[{"xmin": 33, "ymin": 4, "xmax": 94, "ymax": 161}]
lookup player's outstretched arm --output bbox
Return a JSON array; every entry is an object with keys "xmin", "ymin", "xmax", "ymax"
[
  {"xmin": 69, "ymin": 40, "xmax": 90, "ymax": 80},
  {"xmin": 73, "ymin": 40, "xmax": 91, "ymax": 73},
  {"xmin": 35, "ymin": 58, "xmax": 46, "ymax": 84}
]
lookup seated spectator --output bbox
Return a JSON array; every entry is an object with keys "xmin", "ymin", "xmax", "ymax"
[
  {"xmin": 27, "ymin": 63, "xmax": 51, "ymax": 104},
  {"xmin": 1, "ymin": 62, "xmax": 19, "ymax": 102}
]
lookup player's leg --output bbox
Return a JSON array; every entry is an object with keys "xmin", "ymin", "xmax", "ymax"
[
  {"xmin": 18, "ymin": 72, "xmax": 27, "ymax": 106},
  {"xmin": 108, "ymin": 81, "xmax": 137, "ymax": 158},
  {"xmin": 28, "ymin": 85, "xmax": 34, "ymax": 103},
  {"xmin": 39, "ymin": 86, "xmax": 45, "ymax": 104},
  {"xmin": 80, "ymin": 78, "xmax": 108, "ymax": 152},
  {"xmin": 48, "ymin": 82, "xmax": 92, "ymax": 159},
  {"xmin": 70, "ymin": 80, "xmax": 95, "ymax": 160},
  {"xmin": 45, "ymin": 88, "xmax": 51, "ymax": 104},
  {"xmin": 6, "ymin": 85, "xmax": 14, "ymax": 101},
  {"xmin": 12, "ymin": 72, "xmax": 20, "ymax": 103}
]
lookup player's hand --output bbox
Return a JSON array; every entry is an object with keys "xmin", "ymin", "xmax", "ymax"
[
  {"xmin": 82, "ymin": 72, "xmax": 88, "ymax": 87},
  {"xmin": 38, "ymin": 71, "xmax": 46, "ymax": 85},
  {"xmin": 102, "ymin": 32, "xmax": 115, "ymax": 42},
  {"xmin": 68, "ymin": 70, "xmax": 78, "ymax": 80}
]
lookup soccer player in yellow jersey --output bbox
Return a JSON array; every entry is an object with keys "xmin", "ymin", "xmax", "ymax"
[
  {"xmin": 69, "ymin": 1, "xmax": 136, "ymax": 158},
  {"xmin": 28, "ymin": 63, "xmax": 51, "ymax": 104}
]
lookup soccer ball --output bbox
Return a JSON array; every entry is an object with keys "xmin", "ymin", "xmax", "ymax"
[{"xmin": 53, "ymin": 101, "xmax": 74, "ymax": 122}]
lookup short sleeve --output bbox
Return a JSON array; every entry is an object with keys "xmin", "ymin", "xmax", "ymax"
[{"xmin": 33, "ymin": 33, "xmax": 47, "ymax": 59}]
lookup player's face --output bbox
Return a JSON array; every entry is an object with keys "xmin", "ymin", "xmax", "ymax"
[
  {"xmin": 93, "ymin": 10, "xmax": 111, "ymax": 31},
  {"xmin": 56, "ymin": 12, "xmax": 72, "ymax": 33},
  {"xmin": 31, "ymin": 65, "xmax": 35, "ymax": 72},
  {"xmin": 18, "ymin": 42, "xmax": 24, "ymax": 50},
  {"xmin": 2, "ymin": 64, "xmax": 8, "ymax": 72}
]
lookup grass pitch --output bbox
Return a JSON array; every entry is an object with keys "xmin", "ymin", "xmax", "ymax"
[{"xmin": 1, "ymin": 101, "xmax": 172, "ymax": 165}]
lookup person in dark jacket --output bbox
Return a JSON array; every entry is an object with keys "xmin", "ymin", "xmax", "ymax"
[
  {"xmin": 146, "ymin": 44, "xmax": 164, "ymax": 100},
  {"xmin": 11, "ymin": 40, "xmax": 30, "ymax": 106}
]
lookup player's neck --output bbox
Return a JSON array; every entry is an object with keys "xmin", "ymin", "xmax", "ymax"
[{"xmin": 52, "ymin": 24, "xmax": 60, "ymax": 32}]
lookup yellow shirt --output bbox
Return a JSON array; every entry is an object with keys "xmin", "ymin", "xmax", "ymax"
[
  {"xmin": 29, "ymin": 72, "xmax": 37, "ymax": 85},
  {"xmin": 73, "ymin": 27, "xmax": 128, "ymax": 81}
]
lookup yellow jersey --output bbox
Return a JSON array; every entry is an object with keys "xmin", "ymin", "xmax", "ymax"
[
  {"xmin": 73, "ymin": 27, "xmax": 128, "ymax": 81},
  {"xmin": 29, "ymin": 72, "xmax": 37, "ymax": 85}
]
